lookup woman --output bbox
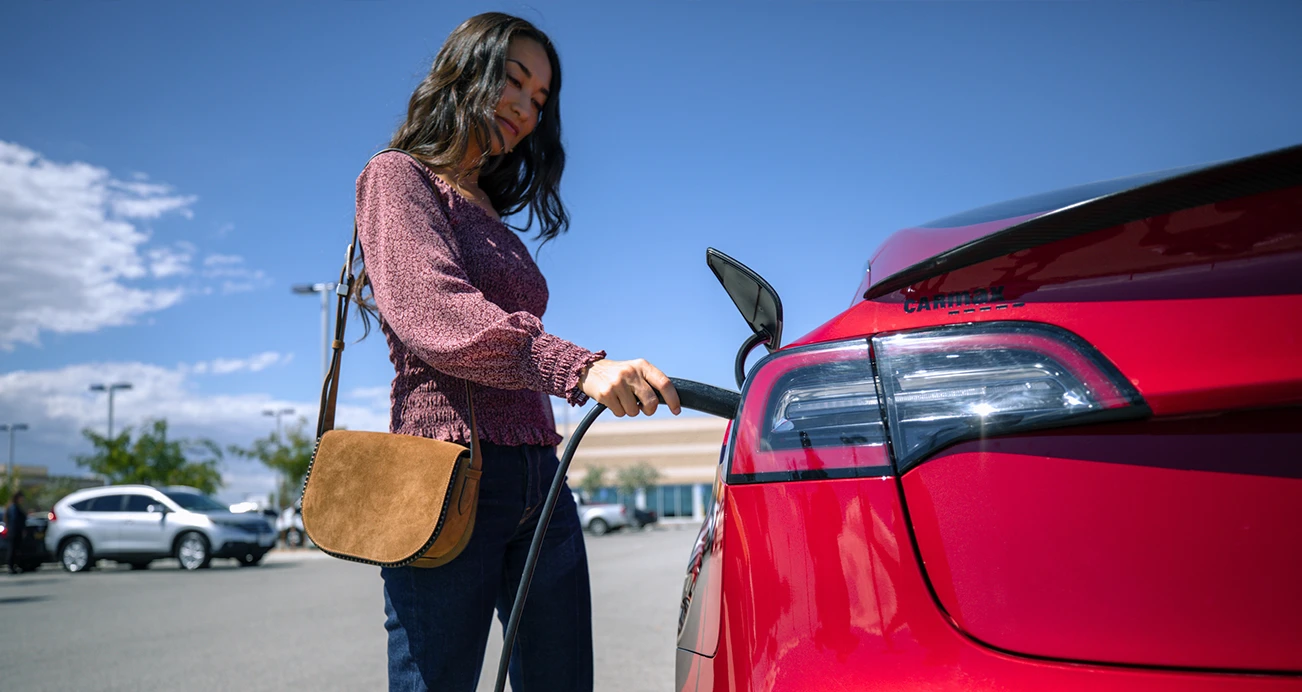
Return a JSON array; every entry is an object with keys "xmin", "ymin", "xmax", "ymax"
[{"xmin": 351, "ymin": 12, "xmax": 680, "ymax": 692}]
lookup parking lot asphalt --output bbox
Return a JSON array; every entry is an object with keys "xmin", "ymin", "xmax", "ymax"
[{"xmin": 0, "ymin": 524, "xmax": 699, "ymax": 691}]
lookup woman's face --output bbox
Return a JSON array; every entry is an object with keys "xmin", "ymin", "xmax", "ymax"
[{"xmin": 492, "ymin": 38, "xmax": 552, "ymax": 154}]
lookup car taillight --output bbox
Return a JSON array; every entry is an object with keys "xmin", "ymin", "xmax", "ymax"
[
  {"xmin": 48, "ymin": 510, "xmax": 56, "ymax": 522},
  {"xmin": 0, "ymin": 523, "xmax": 6, "ymax": 537},
  {"xmin": 727, "ymin": 322, "xmax": 1148, "ymax": 482},
  {"xmin": 873, "ymin": 322, "xmax": 1147, "ymax": 472},
  {"xmin": 729, "ymin": 340, "xmax": 891, "ymax": 483}
]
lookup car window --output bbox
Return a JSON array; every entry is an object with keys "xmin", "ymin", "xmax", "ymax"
[
  {"xmin": 88, "ymin": 495, "xmax": 125, "ymax": 512},
  {"xmin": 123, "ymin": 495, "xmax": 155, "ymax": 512},
  {"xmin": 71, "ymin": 499, "xmax": 93, "ymax": 511},
  {"xmin": 163, "ymin": 491, "xmax": 227, "ymax": 512}
]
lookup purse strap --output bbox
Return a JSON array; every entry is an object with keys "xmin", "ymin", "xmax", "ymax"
[{"xmin": 315, "ymin": 149, "xmax": 481, "ymax": 472}]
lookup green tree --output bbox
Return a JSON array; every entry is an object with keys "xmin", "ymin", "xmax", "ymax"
[
  {"xmin": 75, "ymin": 419, "xmax": 223, "ymax": 495},
  {"xmin": 228, "ymin": 417, "xmax": 316, "ymax": 509},
  {"xmin": 28, "ymin": 477, "xmax": 88, "ymax": 512},
  {"xmin": 0, "ymin": 471, "xmax": 18, "ymax": 506},
  {"xmin": 578, "ymin": 465, "xmax": 606, "ymax": 502},
  {"xmin": 615, "ymin": 461, "xmax": 661, "ymax": 500}
]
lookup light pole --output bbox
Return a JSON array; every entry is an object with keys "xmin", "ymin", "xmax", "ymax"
[
  {"xmin": 0, "ymin": 423, "xmax": 28, "ymax": 492},
  {"xmin": 292, "ymin": 283, "xmax": 338, "ymax": 384},
  {"xmin": 262, "ymin": 407, "xmax": 296, "ymax": 438},
  {"xmin": 262, "ymin": 407, "xmax": 295, "ymax": 510},
  {"xmin": 89, "ymin": 382, "xmax": 133, "ymax": 439}
]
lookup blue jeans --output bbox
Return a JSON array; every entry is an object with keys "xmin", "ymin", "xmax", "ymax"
[{"xmin": 381, "ymin": 441, "xmax": 594, "ymax": 692}]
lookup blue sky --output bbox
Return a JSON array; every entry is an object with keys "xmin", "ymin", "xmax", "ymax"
[{"xmin": 2, "ymin": 1, "xmax": 1300, "ymax": 502}]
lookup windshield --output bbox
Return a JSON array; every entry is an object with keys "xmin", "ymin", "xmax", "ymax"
[{"xmin": 164, "ymin": 491, "xmax": 228, "ymax": 512}]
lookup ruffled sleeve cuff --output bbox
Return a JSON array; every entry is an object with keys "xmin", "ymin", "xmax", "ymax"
[{"xmin": 531, "ymin": 332, "xmax": 606, "ymax": 406}]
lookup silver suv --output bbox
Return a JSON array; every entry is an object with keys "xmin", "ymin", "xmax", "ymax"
[
  {"xmin": 572, "ymin": 491, "xmax": 629, "ymax": 536},
  {"xmin": 45, "ymin": 485, "xmax": 276, "ymax": 572}
]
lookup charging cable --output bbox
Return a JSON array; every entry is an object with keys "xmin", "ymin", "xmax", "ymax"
[{"xmin": 493, "ymin": 377, "xmax": 740, "ymax": 692}]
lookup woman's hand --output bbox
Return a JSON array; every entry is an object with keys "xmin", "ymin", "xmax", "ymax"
[{"xmin": 578, "ymin": 359, "xmax": 682, "ymax": 417}]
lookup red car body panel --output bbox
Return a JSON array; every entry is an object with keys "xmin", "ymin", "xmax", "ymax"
[
  {"xmin": 863, "ymin": 212, "xmax": 1043, "ymax": 297},
  {"xmin": 678, "ymin": 478, "xmax": 1302, "ymax": 691},
  {"xmin": 904, "ymin": 412, "xmax": 1302, "ymax": 673},
  {"xmin": 680, "ymin": 145, "xmax": 1302, "ymax": 689}
]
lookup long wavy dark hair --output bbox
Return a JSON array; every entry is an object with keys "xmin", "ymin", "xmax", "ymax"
[{"xmin": 351, "ymin": 12, "xmax": 566, "ymax": 335}]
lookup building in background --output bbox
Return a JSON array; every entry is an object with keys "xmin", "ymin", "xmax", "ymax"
[{"xmin": 559, "ymin": 415, "xmax": 727, "ymax": 523}]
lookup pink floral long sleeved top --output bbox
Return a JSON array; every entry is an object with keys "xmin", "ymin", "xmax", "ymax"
[{"xmin": 355, "ymin": 150, "xmax": 604, "ymax": 447}]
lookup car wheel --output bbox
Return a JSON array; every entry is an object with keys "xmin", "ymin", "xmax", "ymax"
[
  {"xmin": 60, "ymin": 537, "xmax": 93, "ymax": 573},
  {"xmin": 237, "ymin": 553, "xmax": 264, "ymax": 567},
  {"xmin": 589, "ymin": 518, "xmax": 609, "ymax": 536},
  {"xmin": 128, "ymin": 561, "xmax": 151, "ymax": 570},
  {"xmin": 284, "ymin": 527, "xmax": 305, "ymax": 548},
  {"xmin": 176, "ymin": 532, "xmax": 211, "ymax": 571}
]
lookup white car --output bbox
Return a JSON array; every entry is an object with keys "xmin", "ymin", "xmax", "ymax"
[
  {"xmin": 44, "ymin": 485, "xmax": 277, "ymax": 572},
  {"xmin": 572, "ymin": 492, "xmax": 629, "ymax": 536},
  {"xmin": 276, "ymin": 505, "xmax": 306, "ymax": 548}
]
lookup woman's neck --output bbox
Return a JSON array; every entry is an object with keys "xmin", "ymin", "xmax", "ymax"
[
  {"xmin": 434, "ymin": 162, "xmax": 500, "ymax": 220},
  {"xmin": 451, "ymin": 144, "xmax": 485, "ymax": 189}
]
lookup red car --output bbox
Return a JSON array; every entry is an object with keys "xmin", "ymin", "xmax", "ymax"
[{"xmin": 678, "ymin": 144, "xmax": 1302, "ymax": 690}]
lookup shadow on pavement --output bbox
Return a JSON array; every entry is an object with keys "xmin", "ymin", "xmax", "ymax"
[
  {"xmin": 0, "ymin": 595, "xmax": 51, "ymax": 605},
  {"xmin": 91, "ymin": 560, "xmax": 303, "ymax": 574},
  {"xmin": 0, "ymin": 576, "xmax": 63, "ymax": 587}
]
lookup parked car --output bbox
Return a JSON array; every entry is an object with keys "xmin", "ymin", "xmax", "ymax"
[
  {"xmin": 277, "ymin": 504, "xmax": 306, "ymax": 548},
  {"xmin": 630, "ymin": 507, "xmax": 658, "ymax": 530},
  {"xmin": 45, "ymin": 485, "xmax": 277, "ymax": 572},
  {"xmin": 0, "ymin": 512, "xmax": 49, "ymax": 572},
  {"xmin": 677, "ymin": 144, "xmax": 1302, "ymax": 690},
  {"xmin": 571, "ymin": 492, "xmax": 629, "ymax": 536}
]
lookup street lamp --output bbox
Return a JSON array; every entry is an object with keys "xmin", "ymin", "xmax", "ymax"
[
  {"xmin": 292, "ymin": 282, "xmax": 338, "ymax": 384},
  {"xmin": 262, "ymin": 407, "xmax": 295, "ymax": 511},
  {"xmin": 89, "ymin": 382, "xmax": 133, "ymax": 439},
  {"xmin": 262, "ymin": 407, "xmax": 296, "ymax": 438},
  {"xmin": 0, "ymin": 423, "xmax": 28, "ymax": 492}
]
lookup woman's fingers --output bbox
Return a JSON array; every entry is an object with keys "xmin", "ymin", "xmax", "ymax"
[
  {"xmin": 631, "ymin": 376, "xmax": 659, "ymax": 416},
  {"xmin": 640, "ymin": 362, "xmax": 681, "ymax": 415},
  {"xmin": 578, "ymin": 358, "xmax": 683, "ymax": 417},
  {"xmin": 614, "ymin": 378, "xmax": 640, "ymax": 417}
]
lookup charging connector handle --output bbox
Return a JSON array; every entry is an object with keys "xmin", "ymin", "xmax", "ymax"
[
  {"xmin": 493, "ymin": 377, "xmax": 739, "ymax": 692},
  {"xmin": 657, "ymin": 377, "xmax": 741, "ymax": 420}
]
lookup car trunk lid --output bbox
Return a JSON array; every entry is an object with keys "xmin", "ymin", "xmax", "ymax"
[{"xmin": 869, "ymin": 145, "xmax": 1302, "ymax": 672}]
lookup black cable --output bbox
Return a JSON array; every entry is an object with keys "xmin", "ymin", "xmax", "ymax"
[
  {"xmin": 493, "ymin": 400, "xmax": 605, "ymax": 692},
  {"xmin": 493, "ymin": 377, "xmax": 740, "ymax": 692}
]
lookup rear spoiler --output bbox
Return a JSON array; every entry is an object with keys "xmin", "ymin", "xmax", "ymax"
[{"xmin": 863, "ymin": 143, "xmax": 1302, "ymax": 301}]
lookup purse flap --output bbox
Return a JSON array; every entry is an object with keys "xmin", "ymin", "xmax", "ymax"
[{"xmin": 303, "ymin": 429, "xmax": 470, "ymax": 564}]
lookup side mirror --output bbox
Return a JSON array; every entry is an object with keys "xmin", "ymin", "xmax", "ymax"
[
  {"xmin": 706, "ymin": 248, "xmax": 784, "ymax": 387},
  {"xmin": 147, "ymin": 504, "xmax": 170, "ymax": 514},
  {"xmin": 706, "ymin": 248, "xmax": 783, "ymax": 350}
]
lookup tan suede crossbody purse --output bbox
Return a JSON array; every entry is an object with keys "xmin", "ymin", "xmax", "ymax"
[{"xmin": 300, "ymin": 176, "xmax": 482, "ymax": 568}]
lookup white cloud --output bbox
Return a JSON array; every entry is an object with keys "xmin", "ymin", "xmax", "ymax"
[
  {"xmin": 147, "ymin": 242, "xmax": 196, "ymax": 278},
  {"xmin": 196, "ymin": 351, "xmax": 293, "ymax": 375},
  {"xmin": 201, "ymin": 253, "xmax": 271, "ymax": 294},
  {"xmin": 204, "ymin": 253, "xmax": 243, "ymax": 267},
  {"xmin": 107, "ymin": 179, "xmax": 197, "ymax": 219},
  {"xmin": 0, "ymin": 358, "xmax": 389, "ymax": 504},
  {"xmin": 0, "ymin": 141, "xmax": 198, "ymax": 349},
  {"xmin": 348, "ymin": 386, "xmax": 390, "ymax": 411}
]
